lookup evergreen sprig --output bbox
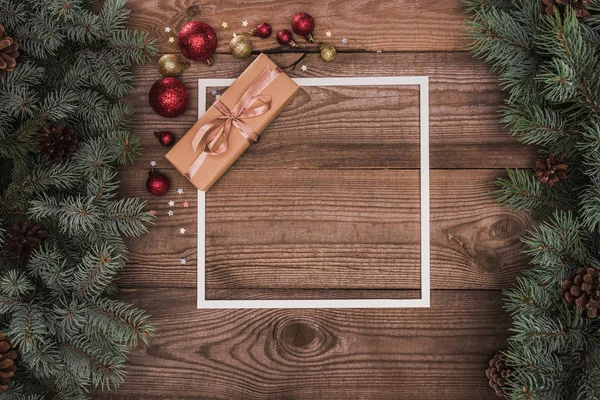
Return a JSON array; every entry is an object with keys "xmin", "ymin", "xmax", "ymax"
[
  {"xmin": 467, "ymin": 0, "xmax": 600, "ymax": 398},
  {"xmin": 0, "ymin": 0, "xmax": 156, "ymax": 398}
]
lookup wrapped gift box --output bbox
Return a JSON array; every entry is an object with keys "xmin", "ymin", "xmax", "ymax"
[{"xmin": 166, "ymin": 53, "xmax": 300, "ymax": 191}]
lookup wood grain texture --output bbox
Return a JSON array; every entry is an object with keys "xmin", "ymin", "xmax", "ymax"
[
  {"xmin": 97, "ymin": 288, "xmax": 507, "ymax": 400},
  {"xmin": 117, "ymin": 169, "xmax": 530, "ymax": 290},
  {"xmin": 125, "ymin": 0, "xmax": 468, "ymax": 54},
  {"xmin": 126, "ymin": 52, "xmax": 535, "ymax": 170}
]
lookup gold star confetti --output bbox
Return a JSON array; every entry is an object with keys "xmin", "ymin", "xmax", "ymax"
[
  {"xmin": 300, "ymin": 65, "xmax": 307, "ymax": 72},
  {"xmin": 168, "ymin": 37, "xmax": 175, "ymax": 43},
  {"xmin": 325, "ymin": 30, "xmax": 332, "ymax": 37},
  {"xmin": 221, "ymin": 22, "xmax": 228, "ymax": 28}
]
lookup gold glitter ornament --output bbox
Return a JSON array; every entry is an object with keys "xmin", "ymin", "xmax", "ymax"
[
  {"xmin": 319, "ymin": 43, "xmax": 337, "ymax": 62},
  {"xmin": 158, "ymin": 54, "xmax": 190, "ymax": 77},
  {"xmin": 229, "ymin": 35, "xmax": 253, "ymax": 59}
]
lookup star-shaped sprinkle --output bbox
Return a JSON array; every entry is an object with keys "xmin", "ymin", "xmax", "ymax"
[
  {"xmin": 183, "ymin": 201, "xmax": 189, "ymax": 207},
  {"xmin": 168, "ymin": 200, "xmax": 175, "ymax": 207},
  {"xmin": 341, "ymin": 37, "xmax": 348, "ymax": 44},
  {"xmin": 180, "ymin": 258, "xmax": 187, "ymax": 265},
  {"xmin": 242, "ymin": 20, "xmax": 248, "ymax": 27},
  {"xmin": 215, "ymin": 94, "xmax": 221, "ymax": 100},
  {"xmin": 211, "ymin": 89, "xmax": 218, "ymax": 95},
  {"xmin": 149, "ymin": 210, "xmax": 157, "ymax": 216},
  {"xmin": 180, "ymin": 227, "xmax": 186, "ymax": 234},
  {"xmin": 165, "ymin": 27, "xmax": 171, "ymax": 33},
  {"xmin": 325, "ymin": 30, "xmax": 332, "ymax": 37},
  {"xmin": 168, "ymin": 37, "xmax": 175, "ymax": 43},
  {"xmin": 177, "ymin": 188, "xmax": 184, "ymax": 195},
  {"xmin": 150, "ymin": 160, "xmax": 156, "ymax": 167},
  {"xmin": 167, "ymin": 210, "xmax": 174, "ymax": 216},
  {"xmin": 221, "ymin": 22, "xmax": 228, "ymax": 28},
  {"xmin": 300, "ymin": 65, "xmax": 307, "ymax": 72}
]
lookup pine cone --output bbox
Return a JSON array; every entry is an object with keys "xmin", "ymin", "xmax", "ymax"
[
  {"xmin": 0, "ymin": 25, "xmax": 19, "ymax": 73},
  {"xmin": 540, "ymin": 0, "xmax": 592, "ymax": 19},
  {"xmin": 37, "ymin": 122, "xmax": 78, "ymax": 161},
  {"xmin": 535, "ymin": 153, "xmax": 568, "ymax": 186},
  {"xmin": 3, "ymin": 222, "xmax": 46, "ymax": 265},
  {"xmin": 560, "ymin": 268, "xmax": 600, "ymax": 318},
  {"xmin": 486, "ymin": 353, "xmax": 510, "ymax": 397},
  {"xmin": 0, "ymin": 332, "xmax": 17, "ymax": 392}
]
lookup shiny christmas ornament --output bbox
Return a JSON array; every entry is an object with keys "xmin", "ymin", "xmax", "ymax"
[
  {"xmin": 178, "ymin": 20, "xmax": 217, "ymax": 65},
  {"xmin": 149, "ymin": 77, "xmax": 190, "ymax": 118},
  {"xmin": 154, "ymin": 130, "xmax": 176, "ymax": 147},
  {"xmin": 146, "ymin": 170, "xmax": 170, "ymax": 196},
  {"xmin": 251, "ymin": 22, "xmax": 272, "ymax": 38},
  {"xmin": 158, "ymin": 54, "xmax": 190, "ymax": 77},
  {"xmin": 277, "ymin": 29, "xmax": 298, "ymax": 48},
  {"xmin": 291, "ymin": 12, "xmax": 315, "ymax": 43},
  {"xmin": 230, "ymin": 35, "xmax": 253, "ymax": 59},
  {"xmin": 319, "ymin": 43, "xmax": 337, "ymax": 62}
]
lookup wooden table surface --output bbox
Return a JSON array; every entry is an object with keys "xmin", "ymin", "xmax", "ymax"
[{"xmin": 102, "ymin": 1, "xmax": 534, "ymax": 398}]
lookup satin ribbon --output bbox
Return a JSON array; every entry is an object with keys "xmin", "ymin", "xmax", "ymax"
[{"xmin": 185, "ymin": 66, "xmax": 282, "ymax": 179}]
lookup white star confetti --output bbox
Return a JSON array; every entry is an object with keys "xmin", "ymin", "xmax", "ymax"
[
  {"xmin": 180, "ymin": 227, "xmax": 186, "ymax": 234},
  {"xmin": 168, "ymin": 210, "xmax": 174, "ymax": 216},
  {"xmin": 150, "ymin": 160, "xmax": 156, "ymax": 167},
  {"xmin": 177, "ymin": 188, "xmax": 184, "ymax": 195},
  {"xmin": 168, "ymin": 37, "xmax": 175, "ymax": 43},
  {"xmin": 183, "ymin": 201, "xmax": 189, "ymax": 207},
  {"xmin": 215, "ymin": 94, "xmax": 221, "ymax": 100},
  {"xmin": 180, "ymin": 258, "xmax": 187, "ymax": 265},
  {"xmin": 341, "ymin": 37, "xmax": 348, "ymax": 44},
  {"xmin": 325, "ymin": 30, "xmax": 332, "ymax": 37},
  {"xmin": 165, "ymin": 27, "xmax": 171, "ymax": 33},
  {"xmin": 242, "ymin": 20, "xmax": 248, "ymax": 27},
  {"xmin": 168, "ymin": 200, "xmax": 175, "ymax": 207},
  {"xmin": 300, "ymin": 65, "xmax": 307, "ymax": 72},
  {"xmin": 211, "ymin": 89, "xmax": 218, "ymax": 95},
  {"xmin": 221, "ymin": 22, "xmax": 228, "ymax": 28}
]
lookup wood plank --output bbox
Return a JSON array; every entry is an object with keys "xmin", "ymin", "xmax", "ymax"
[
  {"xmin": 117, "ymin": 169, "xmax": 530, "ymax": 291},
  {"xmin": 126, "ymin": 52, "xmax": 535, "ymax": 170},
  {"xmin": 125, "ymin": 0, "xmax": 469, "ymax": 54},
  {"xmin": 96, "ymin": 288, "xmax": 507, "ymax": 400}
]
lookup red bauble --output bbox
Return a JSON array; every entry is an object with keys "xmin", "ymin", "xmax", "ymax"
[
  {"xmin": 149, "ymin": 77, "xmax": 189, "ymax": 118},
  {"xmin": 146, "ymin": 170, "xmax": 170, "ymax": 196},
  {"xmin": 291, "ymin": 12, "xmax": 315, "ymax": 42},
  {"xmin": 253, "ymin": 22, "xmax": 272, "ymax": 38},
  {"xmin": 276, "ymin": 29, "xmax": 298, "ymax": 49},
  {"xmin": 178, "ymin": 20, "xmax": 217, "ymax": 65},
  {"xmin": 154, "ymin": 130, "xmax": 176, "ymax": 146}
]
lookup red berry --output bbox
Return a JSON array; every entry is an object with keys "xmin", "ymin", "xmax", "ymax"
[
  {"xmin": 146, "ymin": 170, "xmax": 170, "ymax": 196},
  {"xmin": 276, "ymin": 29, "xmax": 298, "ymax": 49},
  {"xmin": 154, "ymin": 130, "xmax": 176, "ymax": 147},
  {"xmin": 254, "ymin": 22, "xmax": 272, "ymax": 38}
]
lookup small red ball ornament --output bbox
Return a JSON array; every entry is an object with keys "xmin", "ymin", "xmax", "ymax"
[
  {"xmin": 252, "ymin": 22, "xmax": 272, "ymax": 38},
  {"xmin": 291, "ymin": 12, "xmax": 315, "ymax": 43},
  {"xmin": 154, "ymin": 130, "xmax": 176, "ymax": 146},
  {"xmin": 146, "ymin": 170, "xmax": 170, "ymax": 196},
  {"xmin": 178, "ymin": 20, "xmax": 217, "ymax": 65},
  {"xmin": 149, "ymin": 77, "xmax": 189, "ymax": 118},
  {"xmin": 276, "ymin": 29, "xmax": 298, "ymax": 48}
]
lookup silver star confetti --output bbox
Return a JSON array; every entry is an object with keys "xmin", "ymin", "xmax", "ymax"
[
  {"xmin": 242, "ymin": 20, "xmax": 248, "ymax": 27},
  {"xmin": 177, "ymin": 188, "xmax": 184, "ymax": 195},
  {"xmin": 341, "ymin": 37, "xmax": 348, "ymax": 44},
  {"xmin": 167, "ymin": 210, "xmax": 174, "ymax": 216},
  {"xmin": 211, "ymin": 89, "xmax": 218, "ymax": 95},
  {"xmin": 150, "ymin": 160, "xmax": 156, "ymax": 167},
  {"xmin": 180, "ymin": 227, "xmax": 186, "ymax": 234},
  {"xmin": 165, "ymin": 27, "xmax": 171, "ymax": 33},
  {"xmin": 180, "ymin": 258, "xmax": 187, "ymax": 265}
]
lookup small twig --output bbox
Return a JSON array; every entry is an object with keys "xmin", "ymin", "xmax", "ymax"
[{"xmin": 278, "ymin": 53, "xmax": 308, "ymax": 71}]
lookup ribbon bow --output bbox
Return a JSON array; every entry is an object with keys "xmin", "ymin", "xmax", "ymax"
[{"xmin": 185, "ymin": 66, "xmax": 282, "ymax": 179}]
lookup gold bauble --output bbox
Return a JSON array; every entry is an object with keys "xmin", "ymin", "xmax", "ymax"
[
  {"xmin": 158, "ymin": 54, "xmax": 190, "ymax": 77},
  {"xmin": 319, "ymin": 43, "xmax": 337, "ymax": 62},
  {"xmin": 230, "ymin": 35, "xmax": 253, "ymax": 59}
]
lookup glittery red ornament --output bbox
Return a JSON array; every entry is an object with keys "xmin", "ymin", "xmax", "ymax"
[
  {"xmin": 154, "ymin": 130, "xmax": 176, "ymax": 147},
  {"xmin": 252, "ymin": 22, "xmax": 272, "ymax": 38},
  {"xmin": 291, "ymin": 12, "xmax": 315, "ymax": 42},
  {"xmin": 178, "ymin": 20, "xmax": 217, "ymax": 65},
  {"xmin": 277, "ymin": 29, "xmax": 298, "ymax": 49},
  {"xmin": 149, "ymin": 77, "xmax": 189, "ymax": 118},
  {"xmin": 146, "ymin": 170, "xmax": 170, "ymax": 196}
]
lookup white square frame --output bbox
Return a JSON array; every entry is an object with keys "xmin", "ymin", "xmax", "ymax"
[{"xmin": 197, "ymin": 76, "xmax": 430, "ymax": 309}]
